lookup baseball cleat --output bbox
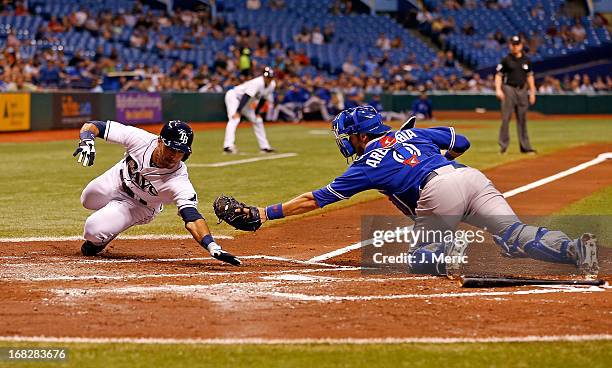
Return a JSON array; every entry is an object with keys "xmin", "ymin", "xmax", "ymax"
[
  {"xmin": 260, "ymin": 148, "xmax": 276, "ymax": 154},
  {"xmin": 223, "ymin": 147, "xmax": 237, "ymax": 154},
  {"xmin": 81, "ymin": 240, "xmax": 107, "ymax": 256},
  {"xmin": 575, "ymin": 233, "xmax": 599, "ymax": 277},
  {"xmin": 444, "ymin": 240, "xmax": 467, "ymax": 280}
]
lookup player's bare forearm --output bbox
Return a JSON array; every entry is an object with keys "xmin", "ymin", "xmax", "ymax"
[
  {"xmin": 80, "ymin": 122, "xmax": 100, "ymax": 137},
  {"xmin": 527, "ymin": 74, "xmax": 536, "ymax": 95},
  {"xmin": 185, "ymin": 218, "xmax": 212, "ymax": 243},
  {"xmin": 259, "ymin": 192, "xmax": 319, "ymax": 221}
]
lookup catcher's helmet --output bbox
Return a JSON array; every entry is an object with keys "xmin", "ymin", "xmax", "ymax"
[
  {"xmin": 160, "ymin": 120, "xmax": 193, "ymax": 161},
  {"xmin": 332, "ymin": 105, "xmax": 391, "ymax": 158}
]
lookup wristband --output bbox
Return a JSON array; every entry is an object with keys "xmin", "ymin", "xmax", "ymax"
[
  {"xmin": 201, "ymin": 234, "xmax": 215, "ymax": 247},
  {"xmin": 265, "ymin": 203, "xmax": 284, "ymax": 220},
  {"xmin": 80, "ymin": 130, "xmax": 95, "ymax": 141}
]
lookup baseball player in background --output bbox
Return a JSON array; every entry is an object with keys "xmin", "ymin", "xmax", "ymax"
[
  {"xmin": 223, "ymin": 67, "xmax": 276, "ymax": 154},
  {"xmin": 216, "ymin": 106, "xmax": 598, "ymax": 276},
  {"xmin": 73, "ymin": 119, "xmax": 240, "ymax": 265}
]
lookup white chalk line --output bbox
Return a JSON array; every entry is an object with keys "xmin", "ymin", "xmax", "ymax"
[
  {"xmin": 0, "ymin": 234, "xmax": 233, "ymax": 243},
  {"xmin": 190, "ymin": 153, "xmax": 298, "ymax": 168},
  {"xmin": 308, "ymin": 152, "xmax": 612, "ymax": 262},
  {"xmin": 0, "ymin": 334, "xmax": 610, "ymax": 345},
  {"xmin": 1, "ymin": 254, "xmax": 347, "ymax": 268},
  {"xmin": 268, "ymin": 284, "xmax": 608, "ymax": 302},
  {"xmin": 22, "ymin": 268, "xmax": 364, "ymax": 282},
  {"xmin": 47, "ymin": 281, "xmax": 607, "ymax": 303},
  {"xmin": 502, "ymin": 152, "xmax": 612, "ymax": 198}
]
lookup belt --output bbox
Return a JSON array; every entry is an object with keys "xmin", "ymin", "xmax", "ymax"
[
  {"xmin": 419, "ymin": 162, "xmax": 466, "ymax": 190},
  {"xmin": 505, "ymin": 83, "xmax": 525, "ymax": 89},
  {"xmin": 120, "ymin": 169, "xmax": 148, "ymax": 206}
]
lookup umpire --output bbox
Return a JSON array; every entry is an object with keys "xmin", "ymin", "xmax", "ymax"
[{"xmin": 495, "ymin": 35, "xmax": 537, "ymax": 154}]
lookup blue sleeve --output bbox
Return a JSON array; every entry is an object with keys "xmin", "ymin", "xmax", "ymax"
[
  {"xmin": 312, "ymin": 165, "xmax": 371, "ymax": 208},
  {"xmin": 419, "ymin": 127, "xmax": 470, "ymax": 153}
]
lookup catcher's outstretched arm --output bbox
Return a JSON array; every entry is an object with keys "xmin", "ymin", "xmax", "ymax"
[{"xmin": 259, "ymin": 192, "xmax": 319, "ymax": 221}]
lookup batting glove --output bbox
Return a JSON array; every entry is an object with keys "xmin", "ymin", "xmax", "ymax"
[
  {"xmin": 206, "ymin": 242, "xmax": 241, "ymax": 266},
  {"xmin": 73, "ymin": 131, "xmax": 96, "ymax": 166}
]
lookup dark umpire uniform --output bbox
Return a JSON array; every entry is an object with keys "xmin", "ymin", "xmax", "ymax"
[{"xmin": 495, "ymin": 35, "xmax": 537, "ymax": 154}]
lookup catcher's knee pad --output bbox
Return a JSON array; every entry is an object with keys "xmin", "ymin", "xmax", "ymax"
[
  {"xmin": 409, "ymin": 242, "xmax": 446, "ymax": 275},
  {"xmin": 523, "ymin": 227, "xmax": 573, "ymax": 264}
]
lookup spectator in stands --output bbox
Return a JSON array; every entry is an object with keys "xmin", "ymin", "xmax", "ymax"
[
  {"xmin": 498, "ymin": 0, "xmax": 512, "ymax": 9},
  {"xmin": 342, "ymin": 57, "xmax": 359, "ymax": 76},
  {"xmin": 14, "ymin": 0, "xmax": 29, "ymax": 16},
  {"xmin": 323, "ymin": 23, "xmax": 335, "ymax": 43},
  {"xmin": 578, "ymin": 74, "xmax": 595, "ymax": 93},
  {"xmin": 570, "ymin": 21, "xmax": 586, "ymax": 43},
  {"xmin": 376, "ymin": 33, "xmax": 391, "ymax": 51},
  {"xmin": 442, "ymin": 16, "xmax": 456, "ymax": 35},
  {"xmin": 559, "ymin": 25, "xmax": 573, "ymax": 45},
  {"xmin": 484, "ymin": 34, "xmax": 500, "ymax": 50},
  {"xmin": 391, "ymin": 36, "xmax": 403, "ymax": 49},
  {"xmin": 593, "ymin": 76, "xmax": 607, "ymax": 91},
  {"xmin": 462, "ymin": 21, "xmax": 475, "ymax": 36},
  {"xmin": 6, "ymin": 72, "xmax": 37, "ymax": 91},
  {"xmin": 269, "ymin": 0, "xmax": 286, "ymax": 10},
  {"xmin": 530, "ymin": 3, "xmax": 545, "ymax": 19},
  {"xmin": 294, "ymin": 27, "xmax": 311, "ymax": 43},
  {"xmin": 494, "ymin": 31, "xmax": 506, "ymax": 46},
  {"xmin": 239, "ymin": 48, "xmax": 252, "ymax": 77},
  {"xmin": 443, "ymin": 0, "xmax": 461, "ymax": 11},
  {"xmin": 72, "ymin": 7, "xmax": 88, "ymax": 32},
  {"xmin": 246, "ymin": 0, "xmax": 262, "ymax": 10},
  {"xmin": 311, "ymin": 27, "xmax": 324, "ymax": 45},
  {"xmin": 444, "ymin": 51, "xmax": 459, "ymax": 69},
  {"xmin": 411, "ymin": 91, "xmax": 433, "ymax": 120},
  {"xmin": 38, "ymin": 59, "xmax": 63, "ymax": 88}
]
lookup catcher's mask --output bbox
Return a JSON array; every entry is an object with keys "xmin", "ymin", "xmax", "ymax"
[
  {"xmin": 160, "ymin": 120, "xmax": 194, "ymax": 161},
  {"xmin": 332, "ymin": 105, "xmax": 390, "ymax": 158}
]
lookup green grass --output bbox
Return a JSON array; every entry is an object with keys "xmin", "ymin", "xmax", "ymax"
[
  {"xmin": 1, "ymin": 341, "xmax": 610, "ymax": 368},
  {"xmin": 0, "ymin": 118, "xmax": 611, "ymax": 237},
  {"xmin": 557, "ymin": 185, "xmax": 612, "ymax": 215}
]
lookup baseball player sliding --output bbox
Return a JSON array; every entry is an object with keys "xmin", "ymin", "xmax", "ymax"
[
  {"xmin": 73, "ymin": 119, "xmax": 240, "ymax": 265},
  {"xmin": 214, "ymin": 105, "xmax": 599, "ymax": 277},
  {"xmin": 223, "ymin": 67, "xmax": 276, "ymax": 154}
]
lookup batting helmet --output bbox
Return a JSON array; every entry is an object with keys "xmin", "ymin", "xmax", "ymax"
[
  {"xmin": 263, "ymin": 66, "xmax": 274, "ymax": 78},
  {"xmin": 332, "ymin": 105, "xmax": 391, "ymax": 158},
  {"xmin": 160, "ymin": 120, "xmax": 194, "ymax": 161}
]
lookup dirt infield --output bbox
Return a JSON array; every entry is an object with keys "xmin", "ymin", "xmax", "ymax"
[{"xmin": 1, "ymin": 143, "xmax": 611, "ymax": 341}]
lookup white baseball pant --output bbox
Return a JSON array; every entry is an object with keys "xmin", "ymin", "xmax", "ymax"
[
  {"xmin": 80, "ymin": 165, "xmax": 160, "ymax": 246},
  {"xmin": 223, "ymin": 89, "xmax": 271, "ymax": 150}
]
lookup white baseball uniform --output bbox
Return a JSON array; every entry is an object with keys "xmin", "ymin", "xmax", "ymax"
[
  {"xmin": 223, "ymin": 76, "xmax": 275, "ymax": 150},
  {"xmin": 81, "ymin": 121, "xmax": 199, "ymax": 245}
]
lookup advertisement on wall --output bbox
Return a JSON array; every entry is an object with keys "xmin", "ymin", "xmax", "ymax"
[
  {"xmin": 0, "ymin": 93, "xmax": 31, "ymax": 131},
  {"xmin": 116, "ymin": 92, "xmax": 162, "ymax": 125},
  {"xmin": 53, "ymin": 93, "xmax": 100, "ymax": 128}
]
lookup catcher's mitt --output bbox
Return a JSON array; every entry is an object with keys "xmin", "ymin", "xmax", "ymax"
[{"xmin": 213, "ymin": 195, "xmax": 262, "ymax": 232}]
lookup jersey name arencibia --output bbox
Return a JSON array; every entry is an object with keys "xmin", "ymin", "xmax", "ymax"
[{"xmin": 103, "ymin": 121, "xmax": 198, "ymax": 211}]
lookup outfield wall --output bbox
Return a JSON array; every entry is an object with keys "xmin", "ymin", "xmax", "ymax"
[{"xmin": 0, "ymin": 92, "xmax": 610, "ymax": 132}]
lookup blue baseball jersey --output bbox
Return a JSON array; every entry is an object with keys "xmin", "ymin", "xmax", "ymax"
[
  {"xmin": 312, "ymin": 127, "xmax": 469, "ymax": 216},
  {"xmin": 412, "ymin": 98, "xmax": 433, "ymax": 119}
]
